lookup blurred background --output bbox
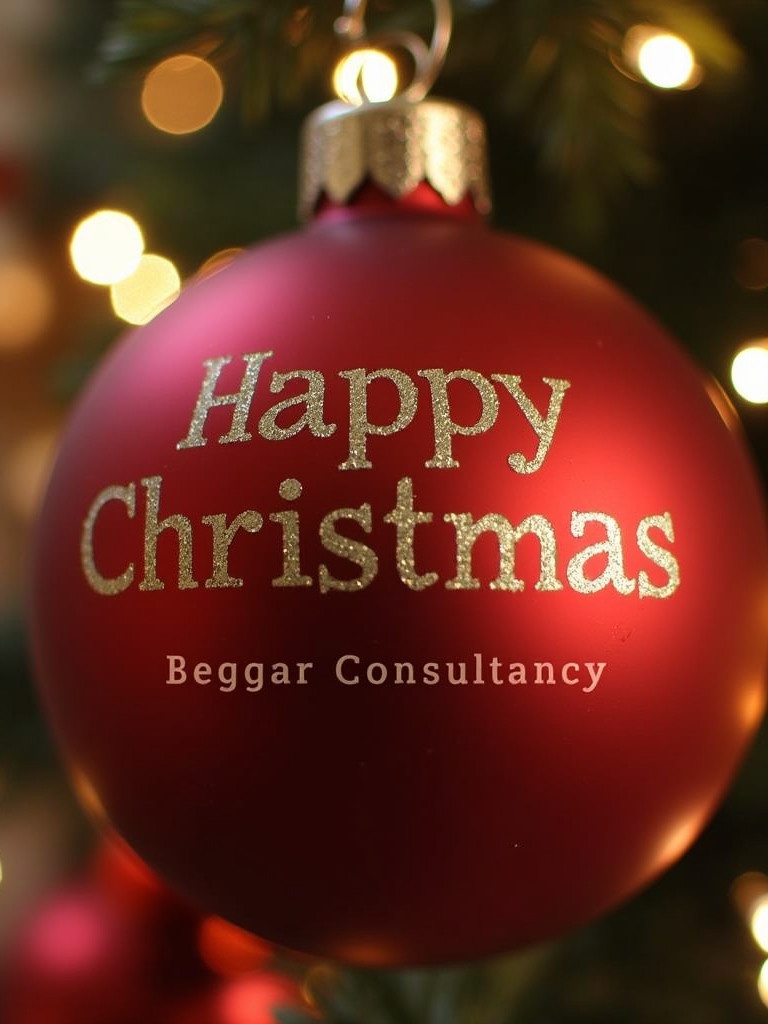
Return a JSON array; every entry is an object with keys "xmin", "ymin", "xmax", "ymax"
[{"xmin": 3, "ymin": 0, "xmax": 768, "ymax": 1020}]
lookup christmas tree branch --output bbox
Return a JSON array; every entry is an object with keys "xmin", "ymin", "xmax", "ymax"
[{"xmin": 93, "ymin": 0, "xmax": 744, "ymax": 233}]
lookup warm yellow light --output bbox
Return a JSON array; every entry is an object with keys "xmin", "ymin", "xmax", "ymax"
[
  {"xmin": 0, "ymin": 257, "xmax": 53, "ymax": 349},
  {"xmin": 637, "ymin": 32, "xmax": 696, "ymax": 89},
  {"xmin": 70, "ymin": 210, "xmax": 144, "ymax": 286},
  {"xmin": 752, "ymin": 897, "xmax": 768, "ymax": 953},
  {"xmin": 142, "ymin": 55, "xmax": 224, "ymax": 135},
  {"xmin": 731, "ymin": 343, "xmax": 768, "ymax": 404},
  {"xmin": 333, "ymin": 48, "xmax": 398, "ymax": 105},
  {"xmin": 110, "ymin": 254, "xmax": 181, "ymax": 325}
]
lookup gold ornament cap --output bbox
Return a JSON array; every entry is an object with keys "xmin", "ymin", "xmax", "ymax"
[{"xmin": 299, "ymin": 97, "xmax": 492, "ymax": 220}]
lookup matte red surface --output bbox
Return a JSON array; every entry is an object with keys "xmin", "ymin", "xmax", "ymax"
[{"xmin": 30, "ymin": 200, "xmax": 768, "ymax": 965}]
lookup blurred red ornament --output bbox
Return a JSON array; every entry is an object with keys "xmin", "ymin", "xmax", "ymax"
[
  {"xmin": 93, "ymin": 833, "xmax": 177, "ymax": 914},
  {"xmin": 2, "ymin": 840, "xmax": 211, "ymax": 1024},
  {"xmin": 166, "ymin": 972, "xmax": 305, "ymax": 1024},
  {"xmin": 91, "ymin": 835, "xmax": 208, "ymax": 993},
  {"xmin": 30, "ymin": 99, "xmax": 768, "ymax": 966},
  {"xmin": 2, "ymin": 884, "xmax": 154, "ymax": 1024}
]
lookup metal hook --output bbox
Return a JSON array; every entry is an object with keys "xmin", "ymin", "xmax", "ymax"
[{"xmin": 334, "ymin": 0, "xmax": 452, "ymax": 102}]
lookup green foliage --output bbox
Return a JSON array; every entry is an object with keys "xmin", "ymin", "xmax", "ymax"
[
  {"xmin": 449, "ymin": 0, "xmax": 741, "ymax": 234},
  {"xmin": 95, "ymin": 0, "xmax": 340, "ymax": 118},
  {"xmin": 273, "ymin": 947, "xmax": 554, "ymax": 1024},
  {"xmin": 95, "ymin": 0, "xmax": 744, "ymax": 236}
]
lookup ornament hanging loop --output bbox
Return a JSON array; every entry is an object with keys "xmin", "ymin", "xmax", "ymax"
[{"xmin": 334, "ymin": 0, "xmax": 452, "ymax": 102}]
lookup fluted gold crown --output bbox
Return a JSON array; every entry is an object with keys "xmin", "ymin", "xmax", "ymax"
[{"xmin": 299, "ymin": 97, "xmax": 492, "ymax": 220}]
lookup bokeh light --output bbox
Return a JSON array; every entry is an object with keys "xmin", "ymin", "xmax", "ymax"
[
  {"xmin": 215, "ymin": 973, "xmax": 301, "ymax": 1024},
  {"xmin": 731, "ymin": 343, "xmax": 768, "ymax": 404},
  {"xmin": 141, "ymin": 54, "xmax": 224, "ymax": 135},
  {"xmin": 623, "ymin": 26, "xmax": 699, "ymax": 90},
  {"xmin": 637, "ymin": 32, "xmax": 696, "ymax": 89},
  {"xmin": 70, "ymin": 210, "xmax": 144, "ymax": 286},
  {"xmin": 759, "ymin": 958, "xmax": 768, "ymax": 1007},
  {"xmin": 0, "ymin": 257, "xmax": 53, "ymax": 349},
  {"xmin": 2, "ymin": 427, "xmax": 60, "ymax": 522},
  {"xmin": 333, "ymin": 48, "xmax": 398, "ymax": 105},
  {"xmin": 110, "ymin": 253, "xmax": 181, "ymax": 325},
  {"xmin": 752, "ymin": 896, "xmax": 768, "ymax": 953}
]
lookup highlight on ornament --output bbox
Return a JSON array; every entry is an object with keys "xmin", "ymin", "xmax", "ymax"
[
  {"xmin": 70, "ymin": 210, "xmax": 145, "ymax": 286},
  {"xmin": 623, "ymin": 25, "xmax": 700, "ymax": 90},
  {"xmin": 197, "ymin": 247, "xmax": 246, "ymax": 281},
  {"xmin": 197, "ymin": 916, "xmax": 272, "ymax": 977},
  {"xmin": 332, "ymin": 48, "xmax": 398, "ymax": 105},
  {"xmin": 141, "ymin": 54, "xmax": 224, "ymax": 135},
  {"xmin": 731, "ymin": 342, "xmax": 768, "ymax": 404},
  {"xmin": 110, "ymin": 253, "xmax": 181, "ymax": 325}
]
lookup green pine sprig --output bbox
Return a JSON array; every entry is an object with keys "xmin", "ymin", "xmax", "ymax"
[
  {"xmin": 273, "ymin": 945, "xmax": 555, "ymax": 1024},
  {"xmin": 93, "ymin": 0, "xmax": 744, "ymax": 235}
]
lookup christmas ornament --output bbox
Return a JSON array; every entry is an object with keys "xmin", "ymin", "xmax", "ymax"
[
  {"xmin": 30, "ymin": 0, "xmax": 768, "ymax": 966},
  {"xmin": 91, "ymin": 835, "xmax": 208, "ymax": 994},
  {"xmin": 1, "ymin": 883, "xmax": 157, "ymax": 1024},
  {"xmin": 164, "ymin": 972, "xmax": 306, "ymax": 1024},
  {"xmin": 2, "ymin": 843, "xmax": 211, "ymax": 1024}
]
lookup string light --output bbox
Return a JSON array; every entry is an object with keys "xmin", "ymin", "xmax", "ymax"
[
  {"xmin": 623, "ymin": 26, "xmax": 699, "ymax": 90},
  {"xmin": 110, "ymin": 254, "xmax": 181, "ymax": 325},
  {"xmin": 70, "ymin": 210, "xmax": 144, "ymax": 286},
  {"xmin": 141, "ymin": 54, "xmax": 224, "ymax": 135},
  {"xmin": 731, "ymin": 343, "xmax": 768, "ymax": 404},
  {"xmin": 333, "ymin": 48, "xmax": 398, "ymax": 105}
]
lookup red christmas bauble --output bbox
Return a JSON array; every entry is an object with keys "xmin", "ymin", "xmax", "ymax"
[
  {"xmin": 30, "ymin": 101, "xmax": 768, "ymax": 965},
  {"xmin": 91, "ymin": 835, "xmax": 207, "ymax": 994},
  {"xmin": 2, "ymin": 884, "xmax": 155, "ymax": 1024},
  {"xmin": 163, "ymin": 972, "xmax": 305, "ymax": 1024}
]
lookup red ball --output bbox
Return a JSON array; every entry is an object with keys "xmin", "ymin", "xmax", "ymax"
[
  {"xmin": 2, "ymin": 885, "xmax": 153, "ymax": 1024},
  {"xmin": 30, "ymin": 191, "xmax": 768, "ymax": 965},
  {"xmin": 91, "ymin": 835, "xmax": 208, "ymax": 994},
  {"xmin": 164, "ymin": 973, "xmax": 305, "ymax": 1024}
]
